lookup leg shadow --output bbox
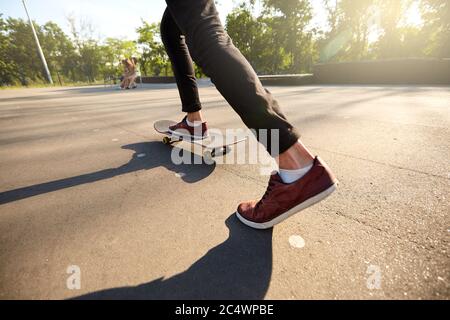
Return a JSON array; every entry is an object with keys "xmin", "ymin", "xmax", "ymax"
[
  {"xmin": 0, "ymin": 141, "xmax": 215, "ymax": 205},
  {"xmin": 72, "ymin": 215, "xmax": 273, "ymax": 300}
]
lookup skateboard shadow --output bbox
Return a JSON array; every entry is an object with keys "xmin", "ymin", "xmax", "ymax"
[
  {"xmin": 71, "ymin": 215, "xmax": 273, "ymax": 300},
  {"xmin": 0, "ymin": 141, "xmax": 215, "ymax": 205}
]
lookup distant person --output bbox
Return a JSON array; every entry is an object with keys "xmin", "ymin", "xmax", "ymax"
[
  {"xmin": 160, "ymin": 1, "xmax": 338, "ymax": 229},
  {"xmin": 129, "ymin": 57, "xmax": 139, "ymax": 88},
  {"xmin": 119, "ymin": 59, "xmax": 129, "ymax": 89},
  {"xmin": 120, "ymin": 58, "xmax": 137, "ymax": 90}
]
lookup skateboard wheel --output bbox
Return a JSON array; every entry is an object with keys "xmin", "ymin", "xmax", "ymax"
[
  {"xmin": 203, "ymin": 150, "xmax": 214, "ymax": 164},
  {"xmin": 163, "ymin": 137, "xmax": 171, "ymax": 145},
  {"xmin": 213, "ymin": 147, "xmax": 230, "ymax": 157}
]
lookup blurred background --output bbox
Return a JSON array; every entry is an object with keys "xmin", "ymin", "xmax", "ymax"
[{"xmin": 0, "ymin": 0, "xmax": 449, "ymax": 87}]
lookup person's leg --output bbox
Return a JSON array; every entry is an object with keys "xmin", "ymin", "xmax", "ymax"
[
  {"xmin": 128, "ymin": 74, "xmax": 138, "ymax": 88},
  {"xmin": 165, "ymin": 0, "xmax": 337, "ymax": 228},
  {"xmin": 165, "ymin": 0, "xmax": 301, "ymax": 157},
  {"xmin": 121, "ymin": 78, "xmax": 129, "ymax": 89},
  {"xmin": 124, "ymin": 77, "xmax": 131, "ymax": 89},
  {"xmin": 165, "ymin": 1, "xmax": 314, "ymax": 166},
  {"xmin": 160, "ymin": 8, "xmax": 204, "ymax": 123}
]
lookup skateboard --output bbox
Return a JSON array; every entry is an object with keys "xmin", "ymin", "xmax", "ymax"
[{"xmin": 154, "ymin": 120, "xmax": 247, "ymax": 161}]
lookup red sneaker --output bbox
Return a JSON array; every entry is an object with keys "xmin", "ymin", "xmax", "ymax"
[
  {"xmin": 169, "ymin": 116, "xmax": 208, "ymax": 140},
  {"xmin": 236, "ymin": 157, "xmax": 338, "ymax": 229}
]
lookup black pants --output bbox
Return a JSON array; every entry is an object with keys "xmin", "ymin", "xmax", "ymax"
[{"xmin": 161, "ymin": 0, "xmax": 300, "ymax": 156}]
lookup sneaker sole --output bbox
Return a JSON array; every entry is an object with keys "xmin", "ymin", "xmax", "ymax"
[
  {"xmin": 235, "ymin": 183, "xmax": 338, "ymax": 230},
  {"xmin": 168, "ymin": 129, "xmax": 208, "ymax": 140}
]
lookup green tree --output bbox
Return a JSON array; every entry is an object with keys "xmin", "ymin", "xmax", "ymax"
[
  {"xmin": 0, "ymin": 15, "xmax": 18, "ymax": 85},
  {"xmin": 226, "ymin": 1, "xmax": 315, "ymax": 74},
  {"xmin": 5, "ymin": 17, "xmax": 46, "ymax": 85},
  {"xmin": 66, "ymin": 15, "xmax": 104, "ymax": 82},
  {"xmin": 372, "ymin": 0, "xmax": 427, "ymax": 59},
  {"xmin": 226, "ymin": 3, "xmax": 286, "ymax": 74},
  {"xmin": 420, "ymin": 0, "xmax": 450, "ymax": 57},
  {"xmin": 337, "ymin": 0, "xmax": 377, "ymax": 60},
  {"xmin": 262, "ymin": 0, "xmax": 315, "ymax": 72},
  {"xmin": 100, "ymin": 38, "xmax": 138, "ymax": 78},
  {"xmin": 40, "ymin": 22, "xmax": 78, "ymax": 84},
  {"xmin": 136, "ymin": 21, "xmax": 171, "ymax": 76}
]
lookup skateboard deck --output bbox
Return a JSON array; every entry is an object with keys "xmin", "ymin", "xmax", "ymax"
[{"xmin": 154, "ymin": 120, "xmax": 247, "ymax": 160}]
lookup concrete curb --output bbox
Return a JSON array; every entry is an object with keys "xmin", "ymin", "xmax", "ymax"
[
  {"xmin": 314, "ymin": 59, "xmax": 450, "ymax": 85},
  {"xmin": 139, "ymin": 59, "xmax": 450, "ymax": 86},
  {"xmin": 138, "ymin": 76, "xmax": 176, "ymax": 84},
  {"xmin": 259, "ymin": 74, "xmax": 315, "ymax": 86}
]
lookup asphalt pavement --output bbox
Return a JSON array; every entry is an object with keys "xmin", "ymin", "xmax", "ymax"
[{"xmin": 0, "ymin": 81, "xmax": 448, "ymax": 299}]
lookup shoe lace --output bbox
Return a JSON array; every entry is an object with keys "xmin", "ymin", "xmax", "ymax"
[{"xmin": 257, "ymin": 179, "xmax": 276, "ymax": 208}]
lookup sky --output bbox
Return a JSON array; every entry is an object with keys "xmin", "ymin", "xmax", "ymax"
[
  {"xmin": 0, "ymin": 0, "xmax": 329, "ymax": 41},
  {"xmin": 0, "ymin": 0, "xmax": 422, "ymax": 42}
]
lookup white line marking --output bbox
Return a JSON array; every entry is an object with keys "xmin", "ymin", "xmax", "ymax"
[
  {"xmin": 175, "ymin": 172, "xmax": 186, "ymax": 178},
  {"xmin": 289, "ymin": 235, "xmax": 305, "ymax": 248}
]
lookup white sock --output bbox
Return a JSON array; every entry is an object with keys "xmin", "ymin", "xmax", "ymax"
[
  {"xmin": 279, "ymin": 163, "xmax": 314, "ymax": 184},
  {"xmin": 186, "ymin": 118, "xmax": 202, "ymax": 127}
]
